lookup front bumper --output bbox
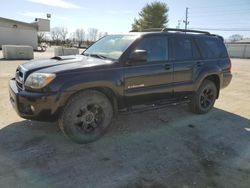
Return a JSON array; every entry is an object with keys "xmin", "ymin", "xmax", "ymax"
[
  {"xmin": 9, "ymin": 78, "xmax": 70, "ymax": 121},
  {"xmin": 221, "ymin": 72, "xmax": 232, "ymax": 89}
]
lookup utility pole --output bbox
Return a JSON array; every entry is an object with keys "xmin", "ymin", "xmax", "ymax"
[{"xmin": 183, "ymin": 7, "xmax": 189, "ymax": 30}]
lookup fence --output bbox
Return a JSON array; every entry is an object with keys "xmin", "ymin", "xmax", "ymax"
[{"xmin": 225, "ymin": 44, "xmax": 250, "ymax": 58}]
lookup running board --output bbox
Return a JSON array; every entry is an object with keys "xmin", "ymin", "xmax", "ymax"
[{"xmin": 119, "ymin": 99, "xmax": 190, "ymax": 115}]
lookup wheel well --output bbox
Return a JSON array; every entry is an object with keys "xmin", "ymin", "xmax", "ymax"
[
  {"xmin": 65, "ymin": 87, "xmax": 118, "ymax": 117},
  {"xmin": 92, "ymin": 87, "xmax": 118, "ymax": 116},
  {"xmin": 204, "ymin": 75, "xmax": 220, "ymax": 98}
]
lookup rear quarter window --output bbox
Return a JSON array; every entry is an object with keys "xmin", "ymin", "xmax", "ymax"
[{"xmin": 196, "ymin": 37, "xmax": 228, "ymax": 59}]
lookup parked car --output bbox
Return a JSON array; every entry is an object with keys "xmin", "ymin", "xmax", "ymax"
[{"xmin": 9, "ymin": 28, "xmax": 232, "ymax": 143}]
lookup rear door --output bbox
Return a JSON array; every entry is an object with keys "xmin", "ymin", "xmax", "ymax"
[
  {"xmin": 123, "ymin": 35, "xmax": 174, "ymax": 106},
  {"xmin": 171, "ymin": 35, "xmax": 201, "ymax": 94}
]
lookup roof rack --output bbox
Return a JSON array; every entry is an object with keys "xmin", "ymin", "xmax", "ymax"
[
  {"xmin": 130, "ymin": 28, "xmax": 211, "ymax": 35},
  {"xmin": 161, "ymin": 28, "xmax": 210, "ymax": 35},
  {"xmin": 130, "ymin": 28, "xmax": 162, "ymax": 32}
]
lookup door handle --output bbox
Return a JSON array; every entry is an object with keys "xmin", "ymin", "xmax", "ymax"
[
  {"xmin": 164, "ymin": 64, "xmax": 171, "ymax": 70},
  {"xmin": 196, "ymin": 62, "xmax": 203, "ymax": 67}
]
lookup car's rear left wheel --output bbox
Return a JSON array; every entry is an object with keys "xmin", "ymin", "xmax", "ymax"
[{"xmin": 189, "ymin": 80, "xmax": 217, "ymax": 114}]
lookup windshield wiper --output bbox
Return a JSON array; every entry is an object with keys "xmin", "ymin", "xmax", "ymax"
[{"xmin": 83, "ymin": 53, "xmax": 108, "ymax": 59}]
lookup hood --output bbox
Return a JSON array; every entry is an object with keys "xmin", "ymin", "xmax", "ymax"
[{"xmin": 21, "ymin": 55, "xmax": 114, "ymax": 74}]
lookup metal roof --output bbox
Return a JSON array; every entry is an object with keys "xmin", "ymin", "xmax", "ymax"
[{"xmin": 0, "ymin": 17, "xmax": 37, "ymax": 29}]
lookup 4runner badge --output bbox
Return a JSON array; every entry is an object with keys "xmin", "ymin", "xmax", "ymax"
[{"xmin": 128, "ymin": 84, "xmax": 145, "ymax": 89}]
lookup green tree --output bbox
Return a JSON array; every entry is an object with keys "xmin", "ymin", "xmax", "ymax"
[{"xmin": 132, "ymin": 1, "xmax": 169, "ymax": 31}]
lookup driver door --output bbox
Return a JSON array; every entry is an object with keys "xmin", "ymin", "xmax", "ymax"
[{"xmin": 123, "ymin": 35, "xmax": 174, "ymax": 106}]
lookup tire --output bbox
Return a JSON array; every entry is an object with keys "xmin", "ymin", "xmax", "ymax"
[
  {"xmin": 189, "ymin": 80, "xmax": 217, "ymax": 114},
  {"xmin": 58, "ymin": 90, "xmax": 113, "ymax": 144}
]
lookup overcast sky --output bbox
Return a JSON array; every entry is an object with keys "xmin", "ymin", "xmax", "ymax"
[{"xmin": 1, "ymin": 0, "xmax": 250, "ymax": 38}]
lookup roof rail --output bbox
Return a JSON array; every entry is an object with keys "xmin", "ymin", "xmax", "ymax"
[
  {"xmin": 161, "ymin": 28, "xmax": 210, "ymax": 35},
  {"xmin": 130, "ymin": 28, "xmax": 210, "ymax": 35},
  {"xmin": 130, "ymin": 28, "xmax": 163, "ymax": 32}
]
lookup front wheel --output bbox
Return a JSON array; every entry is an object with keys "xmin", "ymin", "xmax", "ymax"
[
  {"xmin": 59, "ymin": 90, "xmax": 113, "ymax": 144},
  {"xmin": 189, "ymin": 80, "xmax": 218, "ymax": 114}
]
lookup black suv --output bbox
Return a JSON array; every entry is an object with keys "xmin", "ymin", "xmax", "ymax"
[{"xmin": 9, "ymin": 28, "xmax": 232, "ymax": 143}]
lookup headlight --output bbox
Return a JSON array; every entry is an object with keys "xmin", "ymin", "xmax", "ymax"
[{"xmin": 25, "ymin": 73, "xmax": 56, "ymax": 89}]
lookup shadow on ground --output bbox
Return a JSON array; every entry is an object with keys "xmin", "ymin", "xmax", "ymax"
[{"xmin": 0, "ymin": 105, "xmax": 250, "ymax": 188}]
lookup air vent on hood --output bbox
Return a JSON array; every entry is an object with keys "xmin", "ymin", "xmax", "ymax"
[{"xmin": 51, "ymin": 56, "xmax": 76, "ymax": 61}]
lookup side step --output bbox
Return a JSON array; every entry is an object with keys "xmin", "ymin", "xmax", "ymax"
[{"xmin": 119, "ymin": 99, "xmax": 190, "ymax": 115}]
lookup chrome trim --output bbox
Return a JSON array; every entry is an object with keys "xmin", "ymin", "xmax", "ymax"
[
  {"xmin": 128, "ymin": 84, "xmax": 145, "ymax": 89},
  {"xmin": 15, "ymin": 65, "xmax": 26, "ymax": 90},
  {"xmin": 19, "ymin": 64, "xmax": 28, "ymax": 72}
]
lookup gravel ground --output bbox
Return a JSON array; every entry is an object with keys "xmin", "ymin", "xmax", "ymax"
[{"xmin": 0, "ymin": 49, "xmax": 250, "ymax": 188}]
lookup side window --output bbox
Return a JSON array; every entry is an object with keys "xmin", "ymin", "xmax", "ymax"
[
  {"xmin": 197, "ymin": 37, "xmax": 227, "ymax": 59},
  {"xmin": 137, "ymin": 36, "xmax": 168, "ymax": 62},
  {"xmin": 173, "ymin": 37, "xmax": 194, "ymax": 61}
]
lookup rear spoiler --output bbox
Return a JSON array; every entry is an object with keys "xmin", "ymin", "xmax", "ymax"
[{"xmin": 211, "ymin": 34, "xmax": 224, "ymax": 42}]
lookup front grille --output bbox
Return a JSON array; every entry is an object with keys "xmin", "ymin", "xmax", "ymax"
[
  {"xmin": 16, "ymin": 80, "xmax": 23, "ymax": 89},
  {"xmin": 15, "ymin": 67, "xmax": 25, "ymax": 90}
]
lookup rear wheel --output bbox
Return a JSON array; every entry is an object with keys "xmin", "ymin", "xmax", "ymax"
[
  {"xmin": 59, "ymin": 90, "xmax": 113, "ymax": 144},
  {"xmin": 189, "ymin": 80, "xmax": 217, "ymax": 114}
]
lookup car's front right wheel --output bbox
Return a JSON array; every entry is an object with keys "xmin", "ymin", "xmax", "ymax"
[
  {"xmin": 58, "ymin": 90, "xmax": 113, "ymax": 144},
  {"xmin": 189, "ymin": 80, "xmax": 218, "ymax": 114}
]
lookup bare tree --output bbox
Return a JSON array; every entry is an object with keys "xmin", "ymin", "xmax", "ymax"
[
  {"xmin": 97, "ymin": 32, "xmax": 103, "ymax": 40},
  {"xmin": 75, "ymin": 29, "xmax": 85, "ymax": 47},
  {"xmin": 50, "ymin": 27, "xmax": 68, "ymax": 45},
  {"xmin": 87, "ymin": 28, "xmax": 98, "ymax": 42},
  {"xmin": 60, "ymin": 27, "xmax": 68, "ymax": 44},
  {"xmin": 97, "ymin": 31, "xmax": 108, "ymax": 40},
  {"xmin": 38, "ymin": 32, "xmax": 47, "ymax": 44},
  {"xmin": 50, "ymin": 27, "xmax": 62, "ymax": 45},
  {"xmin": 228, "ymin": 34, "xmax": 243, "ymax": 43}
]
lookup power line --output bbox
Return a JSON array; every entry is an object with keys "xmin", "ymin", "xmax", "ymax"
[
  {"xmin": 190, "ymin": 21, "xmax": 250, "ymax": 25},
  {"xmin": 191, "ymin": 8, "xmax": 250, "ymax": 13},
  {"xmin": 191, "ymin": 10, "xmax": 250, "ymax": 15},
  {"xmin": 190, "ymin": 18, "xmax": 250, "ymax": 23},
  {"xmin": 190, "ymin": 28, "xmax": 250, "ymax": 31},
  {"xmin": 185, "ymin": 6, "xmax": 250, "ymax": 32},
  {"xmin": 190, "ymin": 11, "xmax": 250, "ymax": 17},
  {"xmin": 190, "ymin": 23, "xmax": 250, "ymax": 28},
  {"xmin": 190, "ymin": 2, "xmax": 250, "ymax": 10}
]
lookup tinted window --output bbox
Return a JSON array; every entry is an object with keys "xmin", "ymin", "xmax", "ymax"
[
  {"xmin": 137, "ymin": 36, "xmax": 168, "ymax": 62},
  {"xmin": 173, "ymin": 37, "xmax": 195, "ymax": 61},
  {"xmin": 196, "ymin": 37, "xmax": 227, "ymax": 59}
]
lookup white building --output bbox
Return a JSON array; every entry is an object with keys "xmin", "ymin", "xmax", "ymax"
[{"xmin": 0, "ymin": 17, "xmax": 50, "ymax": 50}]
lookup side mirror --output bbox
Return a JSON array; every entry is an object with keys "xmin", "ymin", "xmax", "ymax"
[{"xmin": 129, "ymin": 50, "xmax": 147, "ymax": 63}]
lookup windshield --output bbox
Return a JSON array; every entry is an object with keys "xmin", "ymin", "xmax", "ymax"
[{"xmin": 83, "ymin": 35, "xmax": 138, "ymax": 60}]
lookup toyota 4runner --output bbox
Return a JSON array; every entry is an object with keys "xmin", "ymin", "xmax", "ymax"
[{"xmin": 9, "ymin": 28, "xmax": 232, "ymax": 143}]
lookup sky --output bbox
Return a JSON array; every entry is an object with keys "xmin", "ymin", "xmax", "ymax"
[{"xmin": 1, "ymin": 0, "xmax": 250, "ymax": 38}]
